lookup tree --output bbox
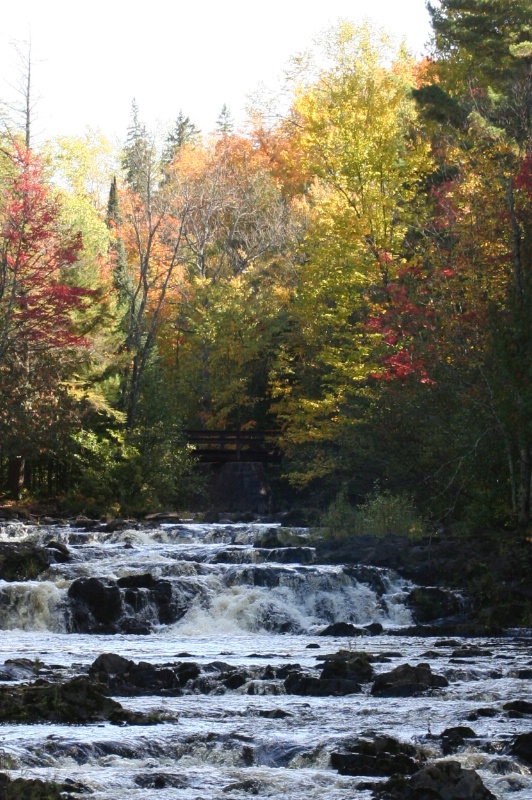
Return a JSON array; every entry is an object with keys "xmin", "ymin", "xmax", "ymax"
[
  {"xmin": 270, "ymin": 22, "xmax": 432, "ymax": 490},
  {"xmin": 117, "ymin": 104, "xmax": 190, "ymax": 431},
  {"xmin": 0, "ymin": 144, "xmax": 94, "ymax": 496},
  {"xmin": 163, "ymin": 111, "xmax": 200, "ymax": 165},
  {"xmin": 216, "ymin": 104, "xmax": 234, "ymax": 136}
]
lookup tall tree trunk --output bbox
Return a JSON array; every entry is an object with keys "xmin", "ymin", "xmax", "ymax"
[{"xmin": 7, "ymin": 456, "xmax": 25, "ymax": 500}]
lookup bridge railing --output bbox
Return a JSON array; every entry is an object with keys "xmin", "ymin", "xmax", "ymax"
[{"xmin": 185, "ymin": 430, "xmax": 281, "ymax": 463}]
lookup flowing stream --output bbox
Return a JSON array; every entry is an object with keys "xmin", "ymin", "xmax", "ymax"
[{"xmin": 0, "ymin": 520, "xmax": 531, "ymax": 799}]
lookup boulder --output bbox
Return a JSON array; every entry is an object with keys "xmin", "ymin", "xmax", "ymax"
[
  {"xmin": 319, "ymin": 622, "xmax": 367, "ymax": 637},
  {"xmin": 68, "ymin": 578, "xmax": 122, "ymax": 631},
  {"xmin": 407, "ymin": 587, "xmax": 462, "ymax": 623},
  {"xmin": 380, "ymin": 760, "xmax": 497, "ymax": 799},
  {"xmin": 284, "ymin": 670, "xmax": 362, "ymax": 696},
  {"xmin": 331, "ymin": 735, "xmax": 420, "ymax": 777},
  {"xmin": 440, "ymin": 726, "xmax": 477, "ymax": 755},
  {"xmin": 510, "ymin": 731, "xmax": 532, "ymax": 766},
  {"xmin": 318, "ymin": 650, "xmax": 374, "ymax": 683},
  {"xmin": 371, "ymin": 663, "xmax": 448, "ymax": 697},
  {"xmin": 0, "ymin": 676, "xmax": 145, "ymax": 724},
  {"xmin": 0, "ymin": 773, "xmax": 64, "ymax": 800},
  {"xmin": 0, "ymin": 543, "xmax": 51, "ymax": 581},
  {"xmin": 89, "ymin": 653, "xmax": 182, "ymax": 695}
]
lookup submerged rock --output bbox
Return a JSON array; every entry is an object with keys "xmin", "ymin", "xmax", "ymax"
[{"xmin": 371, "ymin": 662, "xmax": 449, "ymax": 697}]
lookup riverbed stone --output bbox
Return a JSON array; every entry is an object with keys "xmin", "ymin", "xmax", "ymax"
[
  {"xmin": 319, "ymin": 622, "xmax": 367, "ymax": 637},
  {"xmin": 0, "ymin": 773, "xmax": 66, "ymax": 800},
  {"xmin": 440, "ymin": 726, "xmax": 477, "ymax": 755},
  {"xmin": 371, "ymin": 662, "xmax": 449, "ymax": 697},
  {"xmin": 407, "ymin": 587, "xmax": 462, "ymax": 623},
  {"xmin": 510, "ymin": 731, "xmax": 532, "ymax": 766},
  {"xmin": 89, "ymin": 652, "xmax": 185, "ymax": 695},
  {"xmin": 0, "ymin": 676, "xmax": 145, "ymax": 724},
  {"xmin": 331, "ymin": 735, "xmax": 421, "ymax": 777},
  {"xmin": 0, "ymin": 542, "xmax": 51, "ymax": 580},
  {"xmin": 378, "ymin": 759, "xmax": 497, "ymax": 799}
]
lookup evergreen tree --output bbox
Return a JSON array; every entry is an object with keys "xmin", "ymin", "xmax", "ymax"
[
  {"xmin": 216, "ymin": 104, "xmax": 234, "ymax": 136},
  {"xmin": 106, "ymin": 176, "xmax": 130, "ymax": 305},
  {"xmin": 163, "ymin": 111, "xmax": 200, "ymax": 165}
]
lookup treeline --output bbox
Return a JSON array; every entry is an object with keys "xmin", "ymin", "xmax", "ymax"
[{"xmin": 1, "ymin": 1, "xmax": 532, "ymax": 529}]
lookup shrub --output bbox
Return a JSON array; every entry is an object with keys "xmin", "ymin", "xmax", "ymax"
[{"xmin": 320, "ymin": 488, "xmax": 425, "ymax": 540}]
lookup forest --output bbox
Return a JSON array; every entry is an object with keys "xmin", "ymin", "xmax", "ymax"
[{"xmin": 1, "ymin": 0, "xmax": 532, "ymax": 535}]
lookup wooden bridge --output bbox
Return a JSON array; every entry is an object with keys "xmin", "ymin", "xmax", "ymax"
[{"xmin": 186, "ymin": 430, "xmax": 281, "ymax": 464}]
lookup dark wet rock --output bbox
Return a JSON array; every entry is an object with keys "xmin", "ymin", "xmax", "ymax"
[
  {"xmin": 371, "ymin": 663, "xmax": 448, "ymax": 697},
  {"xmin": 451, "ymin": 646, "xmax": 491, "ymax": 658},
  {"xmin": 44, "ymin": 539, "xmax": 70, "ymax": 562},
  {"xmin": 0, "ymin": 773, "xmax": 67, "ymax": 800},
  {"xmin": 68, "ymin": 578, "xmax": 122, "ymax": 630},
  {"xmin": 510, "ymin": 732, "xmax": 532, "ymax": 766},
  {"xmin": 306, "ymin": 643, "xmax": 320, "ymax": 649},
  {"xmin": 222, "ymin": 672, "xmax": 247, "ymax": 690},
  {"xmin": 68, "ymin": 574, "xmax": 192, "ymax": 633},
  {"xmin": 377, "ymin": 759, "xmax": 497, "ymax": 799},
  {"xmin": 134, "ymin": 773, "xmax": 187, "ymax": 789},
  {"xmin": 466, "ymin": 707, "xmax": 498, "ymax": 721},
  {"xmin": 284, "ymin": 669, "xmax": 361, "ymax": 696},
  {"xmin": 0, "ymin": 658, "xmax": 39, "ymax": 681},
  {"xmin": 407, "ymin": 587, "xmax": 462, "ymax": 623},
  {"xmin": 0, "ymin": 543, "xmax": 51, "ymax": 581},
  {"xmin": 343, "ymin": 564, "xmax": 388, "ymax": 596},
  {"xmin": 434, "ymin": 639, "xmax": 462, "ymax": 648},
  {"xmin": 223, "ymin": 778, "xmax": 262, "ymax": 794},
  {"xmin": 253, "ymin": 529, "xmax": 284, "ymax": 548},
  {"xmin": 319, "ymin": 622, "xmax": 367, "ymax": 637},
  {"xmin": 318, "ymin": 650, "xmax": 374, "ymax": 683},
  {"xmin": 256, "ymin": 604, "xmax": 302, "ymax": 634},
  {"xmin": 331, "ymin": 735, "xmax": 421, "ymax": 777},
  {"xmin": 440, "ymin": 726, "xmax": 477, "ymax": 755},
  {"xmin": 0, "ymin": 676, "xmax": 146, "ymax": 724},
  {"xmin": 117, "ymin": 574, "xmax": 175, "ymax": 624},
  {"xmin": 257, "ymin": 708, "xmax": 293, "ymax": 718},
  {"xmin": 103, "ymin": 517, "xmax": 132, "ymax": 532},
  {"xmin": 512, "ymin": 668, "xmax": 532, "ymax": 679},
  {"xmin": 261, "ymin": 546, "xmax": 315, "ymax": 564},
  {"xmin": 89, "ymin": 653, "xmax": 183, "ymax": 695},
  {"xmin": 365, "ymin": 622, "xmax": 384, "ymax": 635},
  {"xmin": 279, "ymin": 508, "xmax": 320, "ymax": 527},
  {"xmin": 504, "ymin": 700, "xmax": 532, "ymax": 716}
]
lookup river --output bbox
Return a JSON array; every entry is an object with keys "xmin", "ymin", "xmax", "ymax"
[{"xmin": 0, "ymin": 519, "xmax": 531, "ymax": 799}]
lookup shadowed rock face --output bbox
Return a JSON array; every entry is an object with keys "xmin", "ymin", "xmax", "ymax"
[
  {"xmin": 0, "ymin": 676, "xmax": 146, "ymax": 724},
  {"xmin": 377, "ymin": 759, "xmax": 497, "ymax": 800},
  {"xmin": 0, "ymin": 773, "xmax": 64, "ymax": 800},
  {"xmin": 0, "ymin": 543, "xmax": 51, "ymax": 581},
  {"xmin": 67, "ymin": 574, "xmax": 192, "ymax": 634},
  {"xmin": 371, "ymin": 662, "xmax": 449, "ymax": 697},
  {"xmin": 331, "ymin": 735, "xmax": 421, "ymax": 777}
]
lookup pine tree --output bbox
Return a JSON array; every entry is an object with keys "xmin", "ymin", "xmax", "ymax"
[
  {"xmin": 163, "ymin": 111, "xmax": 200, "ymax": 165},
  {"xmin": 216, "ymin": 104, "xmax": 234, "ymax": 136}
]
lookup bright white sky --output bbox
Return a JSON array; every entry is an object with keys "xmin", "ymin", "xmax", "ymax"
[{"xmin": 1, "ymin": 0, "xmax": 432, "ymax": 145}]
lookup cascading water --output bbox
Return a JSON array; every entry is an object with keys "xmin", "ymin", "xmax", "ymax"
[{"xmin": 0, "ymin": 520, "xmax": 531, "ymax": 799}]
